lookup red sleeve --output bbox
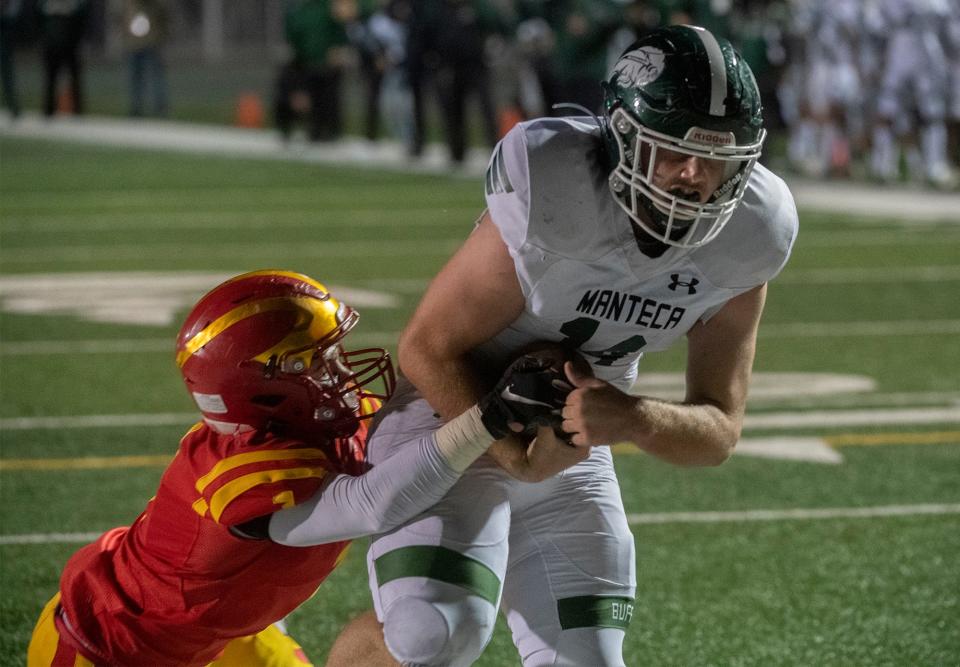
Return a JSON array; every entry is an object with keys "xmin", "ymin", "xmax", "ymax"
[{"xmin": 189, "ymin": 432, "xmax": 334, "ymax": 527}]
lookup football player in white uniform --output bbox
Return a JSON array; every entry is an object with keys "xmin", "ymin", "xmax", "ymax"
[
  {"xmin": 326, "ymin": 25, "xmax": 799, "ymax": 667},
  {"xmin": 944, "ymin": 0, "xmax": 960, "ymax": 167},
  {"xmin": 799, "ymin": 0, "xmax": 863, "ymax": 176},
  {"xmin": 870, "ymin": 0, "xmax": 955, "ymax": 186}
]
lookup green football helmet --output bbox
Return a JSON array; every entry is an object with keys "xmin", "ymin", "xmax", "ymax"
[{"xmin": 603, "ymin": 25, "xmax": 766, "ymax": 248}]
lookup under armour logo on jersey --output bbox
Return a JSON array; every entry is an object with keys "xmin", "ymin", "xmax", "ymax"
[
  {"xmin": 668, "ymin": 274, "xmax": 699, "ymax": 295},
  {"xmin": 485, "ymin": 144, "xmax": 514, "ymax": 195}
]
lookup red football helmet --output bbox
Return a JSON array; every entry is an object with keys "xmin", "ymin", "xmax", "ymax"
[{"xmin": 176, "ymin": 270, "xmax": 395, "ymax": 439}]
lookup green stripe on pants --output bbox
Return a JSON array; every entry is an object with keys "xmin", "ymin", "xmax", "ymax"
[
  {"xmin": 557, "ymin": 595, "xmax": 635, "ymax": 630},
  {"xmin": 374, "ymin": 545, "xmax": 501, "ymax": 605}
]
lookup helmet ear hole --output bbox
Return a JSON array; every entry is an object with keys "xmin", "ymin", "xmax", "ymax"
[{"xmin": 250, "ymin": 394, "xmax": 285, "ymax": 408}]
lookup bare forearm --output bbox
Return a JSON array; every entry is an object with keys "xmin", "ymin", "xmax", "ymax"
[
  {"xmin": 562, "ymin": 365, "xmax": 742, "ymax": 467},
  {"xmin": 617, "ymin": 287, "xmax": 763, "ymax": 466},
  {"xmin": 628, "ymin": 396, "xmax": 741, "ymax": 466},
  {"xmin": 396, "ymin": 212, "xmax": 525, "ymax": 423},
  {"xmin": 399, "ymin": 348, "xmax": 485, "ymax": 422}
]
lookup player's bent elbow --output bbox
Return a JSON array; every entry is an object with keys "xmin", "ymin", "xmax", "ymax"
[
  {"xmin": 702, "ymin": 438, "xmax": 735, "ymax": 466},
  {"xmin": 679, "ymin": 420, "xmax": 739, "ymax": 467},
  {"xmin": 701, "ymin": 423, "xmax": 740, "ymax": 466},
  {"xmin": 396, "ymin": 327, "xmax": 419, "ymax": 376},
  {"xmin": 699, "ymin": 405, "xmax": 742, "ymax": 466},
  {"xmin": 397, "ymin": 325, "xmax": 443, "ymax": 380}
]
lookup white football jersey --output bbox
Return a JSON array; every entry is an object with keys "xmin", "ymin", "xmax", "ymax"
[{"xmin": 478, "ymin": 117, "xmax": 798, "ymax": 391}]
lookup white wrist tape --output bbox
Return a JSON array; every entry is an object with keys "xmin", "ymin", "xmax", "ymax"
[{"xmin": 434, "ymin": 405, "xmax": 492, "ymax": 472}]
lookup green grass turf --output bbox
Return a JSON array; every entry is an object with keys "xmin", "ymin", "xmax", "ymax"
[
  {"xmin": 627, "ymin": 515, "xmax": 960, "ymax": 666},
  {"xmin": 1, "ymin": 136, "xmax": 958, "ymax": 665}
]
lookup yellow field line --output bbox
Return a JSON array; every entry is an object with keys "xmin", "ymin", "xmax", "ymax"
[
  {"xmin": 824, "ymin": 431, "xmax": 960, "ymax": 447},
  {"xmin": 0, "ymin": 454, "xmax": 172, "ymax": 471}
]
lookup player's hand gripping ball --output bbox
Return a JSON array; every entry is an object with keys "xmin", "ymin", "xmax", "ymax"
[{"xmin": 479, "ymin": 343, "xmax": 591, "ymax": 440}]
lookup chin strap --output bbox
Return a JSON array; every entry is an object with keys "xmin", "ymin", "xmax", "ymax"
[
  {"xmin": 708, "ymin": 166, "xmax": 744, "ymax": 204},
  {"xmin": 551, "ymin": 102, "xmax": 602, "ymax": 124}
]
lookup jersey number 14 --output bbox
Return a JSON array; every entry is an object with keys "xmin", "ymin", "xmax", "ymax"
[{"xmin": 561, "ymin": 317, "xmax": 647, "ymax": 367}]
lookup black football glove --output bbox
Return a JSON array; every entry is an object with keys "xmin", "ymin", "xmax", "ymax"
[{"xmin": 478, "ymin": 355, "xmax": 573, "ymax": 439}]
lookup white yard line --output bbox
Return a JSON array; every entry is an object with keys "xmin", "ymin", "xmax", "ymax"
[
  {"xmin": 0, "ymin": 532, "xmax": 104, "ymax": 545},
  {"xmin": 0, "ymin": 413, "xmax": 196, "ymax": 430},
  {"xmin": 0, "ymin": 272, "xmax": 404, "ymax": 327},
  {"xmin": 1, "ymin": 210, "xmax": 476, "ymax": 233},
  {"xmin": 799, "ymin": 231, "xmax": 960, "ymax": 247},
  {"xmin": 626, "ymin": 503, "xmax": 960, "ymax": 525},
  {"xmin": 760, "ymin": 319, "xmax": 960, "ymax": 337},
  {"xmin": 787, "ymin": 181, "xmax": 960, "ymax": 222},
  {"xmin": 2, "ymin": 504, "xmax": 957, "ymax": 544},
  {"xmin": 3, "ymin": 240, "xmax": 461, "ymax": 264},
  {"xmin": 749, "ymin": 391, "xmax": 960, "ymax": 409},
  {"xmin": 1, "ymin": 331, "xmax": 397, "ymax": 355},
  {"xmin": 1, "ymin": 339, "xmax": 173, "ymax": 355},
  {"xmin": 778, "ymin": 266, "xmax": 960, "ymax": 284},
  {"xmin": 733, "ymin": 437, "xmax": 844, "ymax": 464},
  {"xmin": 744, "ymin": 407, "xmax": 960, "ymax": 428},
  {"xmin": 0, "ymin": 113, "xmax": 495, "ymax": 176}
]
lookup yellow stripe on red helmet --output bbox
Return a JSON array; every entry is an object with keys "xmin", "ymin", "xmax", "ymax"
[{"xmin": 175, "ymin": 295, "xmax": 341, "ymax": 369}]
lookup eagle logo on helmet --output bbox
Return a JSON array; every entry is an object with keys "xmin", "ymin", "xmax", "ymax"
[{"xmin": 612, "ymin": 47, "xmax": 665, "ymax": 88}]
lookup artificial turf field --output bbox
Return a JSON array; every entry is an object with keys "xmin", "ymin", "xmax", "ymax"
[{"xmin": 1, "ymin": 135, "xmax": 958, "ymax": 666}]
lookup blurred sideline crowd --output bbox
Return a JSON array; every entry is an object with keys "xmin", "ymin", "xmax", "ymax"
[
  {"xmin": 2, "ymin": 0, "xmax": 170, "ymax": 117},
  {"xmin": 3, "ymin": 0, "xmax": 959, "ymax": 188}
]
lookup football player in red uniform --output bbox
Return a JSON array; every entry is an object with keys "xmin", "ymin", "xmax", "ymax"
[{"xmin": 27, "ymin": 269, "xmax": 583, "ymax": 666}]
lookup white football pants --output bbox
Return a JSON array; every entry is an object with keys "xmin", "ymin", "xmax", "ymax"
[{"xmin": 365, "ymin": 379, "xmax": 636, "ymax": 666}]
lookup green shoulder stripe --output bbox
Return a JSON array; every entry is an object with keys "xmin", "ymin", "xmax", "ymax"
[{"xmin": 485, "ymin": 144, "xmax": 514, "ymax": 196}]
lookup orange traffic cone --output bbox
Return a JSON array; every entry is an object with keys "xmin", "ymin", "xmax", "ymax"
[
  {"xmin": 235, "ymin": 92, "xmax": 265, "ymax": 129},
  {"xmin": 57, "ymin": 88, "xmax": 74, "ymax": 114},
  {"xmin": 498, "ymin": 106, "xmax": 524, "ymax": 139}
]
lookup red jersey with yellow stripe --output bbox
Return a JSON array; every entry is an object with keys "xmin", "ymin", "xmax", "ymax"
[{"xmin": 54, "ymin": 420, "xmax": 370, "ymax": 666}]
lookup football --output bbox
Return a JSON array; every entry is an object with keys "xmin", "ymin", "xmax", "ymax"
[
  {"xmin": 516, "ymin": 341, "xmax": 593, "ymax": 381},
  {"xmin": 510, "ymin": 341, "xmax": 592, "ymax": 438}
]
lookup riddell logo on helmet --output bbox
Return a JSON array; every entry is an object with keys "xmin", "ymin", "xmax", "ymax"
[{"xmin": 684, "ymin": 127, "xmax": 735, "ymax": 147}]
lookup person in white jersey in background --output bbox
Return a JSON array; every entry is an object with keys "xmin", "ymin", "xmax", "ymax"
[
  {"xmin": 790, "ymin": 0, "xmax": 862, "ymax": 177},
  {"xmin": 940, "ymin": 0, "xmax": 960, "ymax": 170},
  {"xmin": 870, "ymin": 0, "xmax": 956, "ymax": 187},
  {"xmin": 326, "ymin": 24, "xmax": 799, "ymax": 667}
]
